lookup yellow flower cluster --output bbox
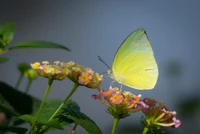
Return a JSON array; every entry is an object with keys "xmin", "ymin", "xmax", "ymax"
[
  {"xmin": 31, "ymin": 61, "xmax": 103, "ymax": 89},
  {"xmin": 31, "ymin": 61, "xmax": 68, "ymax": 80}
]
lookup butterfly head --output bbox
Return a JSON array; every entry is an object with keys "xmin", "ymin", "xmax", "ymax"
[
  {"xmin": 107, "ymin": 69, "xmax": 114, "ymax": 79},
  {"xmin": 107, "ymin": 69, "xmax": 112, "ymax": 76},
  {"xmin": 107, "ymin": 69, "xmax": 124, "ymax": 84}
]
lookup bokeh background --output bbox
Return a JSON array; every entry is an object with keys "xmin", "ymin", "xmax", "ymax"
[{"xmin": 1, "ymin": 0, "xmax": 200, "ymax": 134}]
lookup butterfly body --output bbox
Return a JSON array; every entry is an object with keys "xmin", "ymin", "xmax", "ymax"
[{"xmin": 108, "ymin": 28, "xmax": 158, "ymax": 90}]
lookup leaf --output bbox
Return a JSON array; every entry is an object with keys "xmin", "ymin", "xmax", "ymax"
[
  {"xmin": 61, "ymin": 108, "xmax": 103, "ymax": 134},
  {"xmin": 9, "ymin": 41, "xmax": 70, "ymax": 51},
  {"xmin": 37, "ymin": 99, "xmax": 80, "ymax": 122},
  {"xmin": 17, "ymin": 115, "xmax": 64, "ymax": 133},
  {"xmin": 0, "ymin": 81, "xmax": 41, "ymax": 126},
  {"xmin": 65, "ymin": 99, "xmax": 81, "ymax": 111},
  {"xmin": 0, "ymin": 81, "xmax": 41, "ymax": 115},
  {"xmin": 0, "ymin": 48, "xmax": 9, "ymax": 55},
  {"xmin": 17, "ymin": 114, "xmax": 35, "ymax": 125},
  {"xmin": 0, "ymin": 94, "xmax": 19, "ymax": 116},
  {"xmin": 0, "ymin": 57, "xmax": 9, "ymax": 63},
  {"xmin": 0, "ymin": 22, "xmax": 15, "ymax": 47},
  {"xmin": 0, "ymin": 126, "xmax": 28, "ymax": 134},
  {"xmin": 37, "ymin": 119, "xmax": 64, "ymax": 130},
  {"xmin": 30, "ymin": 99, "xmax": 78, "ymax": 133},
  {"xmin": 0, "ymin": 22, "xmax": 14, "ymax": 35}
]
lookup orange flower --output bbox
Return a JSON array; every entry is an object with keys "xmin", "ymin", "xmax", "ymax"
[
  {"xmin": 93, "ymin": 86, "xmax": 147, "ymax": 119},
  {"xmin": 62, "ymin": 61, "xmax": 103, "ymax": 89}
]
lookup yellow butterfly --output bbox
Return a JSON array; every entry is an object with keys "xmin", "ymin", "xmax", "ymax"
[{"xmin": 107, "ymin": 28, "xmax": 158, "ymax": 90}]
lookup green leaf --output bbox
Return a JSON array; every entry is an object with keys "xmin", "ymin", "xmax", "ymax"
[
  {"xmin": 0, "ymin": 126, "xmax": 28, "ymax": 134},
  {"xmin": 61, "ymin": 108, "xmax": 103, "ymax": 134},
  {"xmin": 0, "ymin": 81, "xmax": 41, "ymax": 126},
  {"xmin": 0, "ymin": 22, "xmax": 14, "ymax": 35},
  {"xmin": 0, "ymin": 95, "xmax": 19, "ymax": 116},
  {"xmin": 37, "ymin": 99, "xmax": 80, "ymax": 122},
  {"xmin": 0, "ymin": 57, "xmax": 9, "ymax": 63},
  {"xmin": 17, "ymin": 114, "xmax": 35, "ymax": 125},
  {"xmin": 17, "ymin": 115, "xmax": 64, "ymax": 133},
  {"xmin": 0, "ymin": 48, "xmax": 9, "ymax": 55},
  {"xmin": 12, "ymin": 96, "xmax": 41, "ymax": 126},
  {"xmin": 0, "ymin": 22, "xmax": 15, "ymax": 46},
  {"xmin": 0, "ymin": 81, "xmax": 41, "ymax": 115},
  {"xmin": 31, "ymin": 99, "xmax": 78, "ymax": 133},
  {"xmin": 37, "ymin": 119, "xmax": 64, "ymax": 130},
  {"xmin": 9, "ymin": 41, "xmax": 70, "ymax": 51}
]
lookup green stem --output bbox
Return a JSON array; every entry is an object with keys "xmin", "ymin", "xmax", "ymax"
[
  {"xmin": 111, "ymin": 118, "xmax": 119, "ymax": 134},
  {"xmin": 48, "ymin": 82, "xmax": 79, "ymax": 121},
  {"xmin": 71, "ymin": 123, "xmax": 78, "ymax": 134},
  {"xmin": 29, "ymin": 79, "xmax": 54, "ymax": 134},
  {"xmin": 142, "ymin": 127, "xmax": 149, "ymax": 134},
  {"xmin": 25, "ymin": 80, "xmax": 32, "ymax": 93},
  {"xmin": 15, "ymin": 73, "xmax": 23, "ymax": 89}
]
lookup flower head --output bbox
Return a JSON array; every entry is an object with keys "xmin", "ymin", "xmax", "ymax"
[
  {"xmin": 110, "ymin": 93, "xmax": 124, "ymax": 104},
  {"xmin": 30, "ymin": 61, "xmax": 68, "ymax": 80},
  {"xmin": 31, "ymin": 61, "xmax": 103, "ymax": 88},
  {"xmin": 141, "ymin": 98, "xmax": 181, "ymax": 133},
  {"xmin": 93, "ymin": 86, "xmax": 147, "ymax": 119},
  {"xmin": 61, "ymin": 61, "xmax": 103, "ymax": 89},
  {"xmin": 78, "ymin": 71, "xmax": 93, "ymax": 85}
]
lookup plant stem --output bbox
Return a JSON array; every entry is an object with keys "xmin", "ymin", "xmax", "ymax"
[
  {"xmin": 48, "ymin": 82, "xmax": 79, "ymax": 121},
  {"xmin": 71, "ymin": 123, "xmax": 78, "ymax": 134},
  {"xmin": 25, "ymin": 80, "xmax": 32, "ymax": 93},
  {"xmin": 111, "ymin": 118, "xmax": 119, "ymax": 134},
  {"xmin": 15, "ymin": 73, "xmax": 23, "ymax": 89},
  {"xmin": 142, "ymin": 127, "xmax": 149, "ymax": 134},
  {"xmin": 29, "ymin": 79, "xmax": 53, "ymax": 134}
]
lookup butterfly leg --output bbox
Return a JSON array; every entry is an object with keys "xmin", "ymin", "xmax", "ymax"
[
  {"xmin": 109, "ymin": 81, "xmax": 115, "ymax": 89},
  {"xmin": 120, "ymin": 84, "xmax": 123, "ymax": 90}
]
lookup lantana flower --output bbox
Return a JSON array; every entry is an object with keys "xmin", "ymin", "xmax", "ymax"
[
  {"xmin": 31, "ymin": 61, "xmax": 103, "ymax": 89},
  {"xmin": 62, "ymin": 61, "xmax": 103, "ymax": 89},
  {"xmin": 92, "ymin": 86, "xmax": 148, "ymax": 119},
  {"xmin": 141, "ymin": 98, "xmax": 181, "ymax": 133},
  {"xmin": 31, "ymin": 61, "xmax": 68, "ymax": 80}
]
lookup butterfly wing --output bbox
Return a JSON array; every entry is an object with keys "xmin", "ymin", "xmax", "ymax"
[{"xmin": 111, "ymin": 28, "xmax": 158, "ymax": 90}]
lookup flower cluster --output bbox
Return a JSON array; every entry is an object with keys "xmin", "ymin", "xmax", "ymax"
[
  {"xmin": 30, "ymin": 60, "xmax": 181, "ymax": 134},
  {"xmin": 141, "ymin": 98, "xmax": 181, "ymax": 132},
  {"xmin": 31, "ymin": 61, "xmax": 68, "ymax": 80},
  {"xmin": 61, "ymin": 61, "xmax": 103, "ymax": 88},
  {"xmin": 92, "ymin": 86, "xmax": 148, "ymax": 119},
  {"xmin": 30, "ymin": 61, "xmax": 103, "ymax": 89}
]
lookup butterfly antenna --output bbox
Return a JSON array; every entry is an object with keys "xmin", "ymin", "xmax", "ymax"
[
  {"xmin": 98, "ymin": 55, "xmax": 110, "ymax": 69},
  {"xmin": 100, "ymin": 71, "xmax": 108, "ymax": 75}
]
